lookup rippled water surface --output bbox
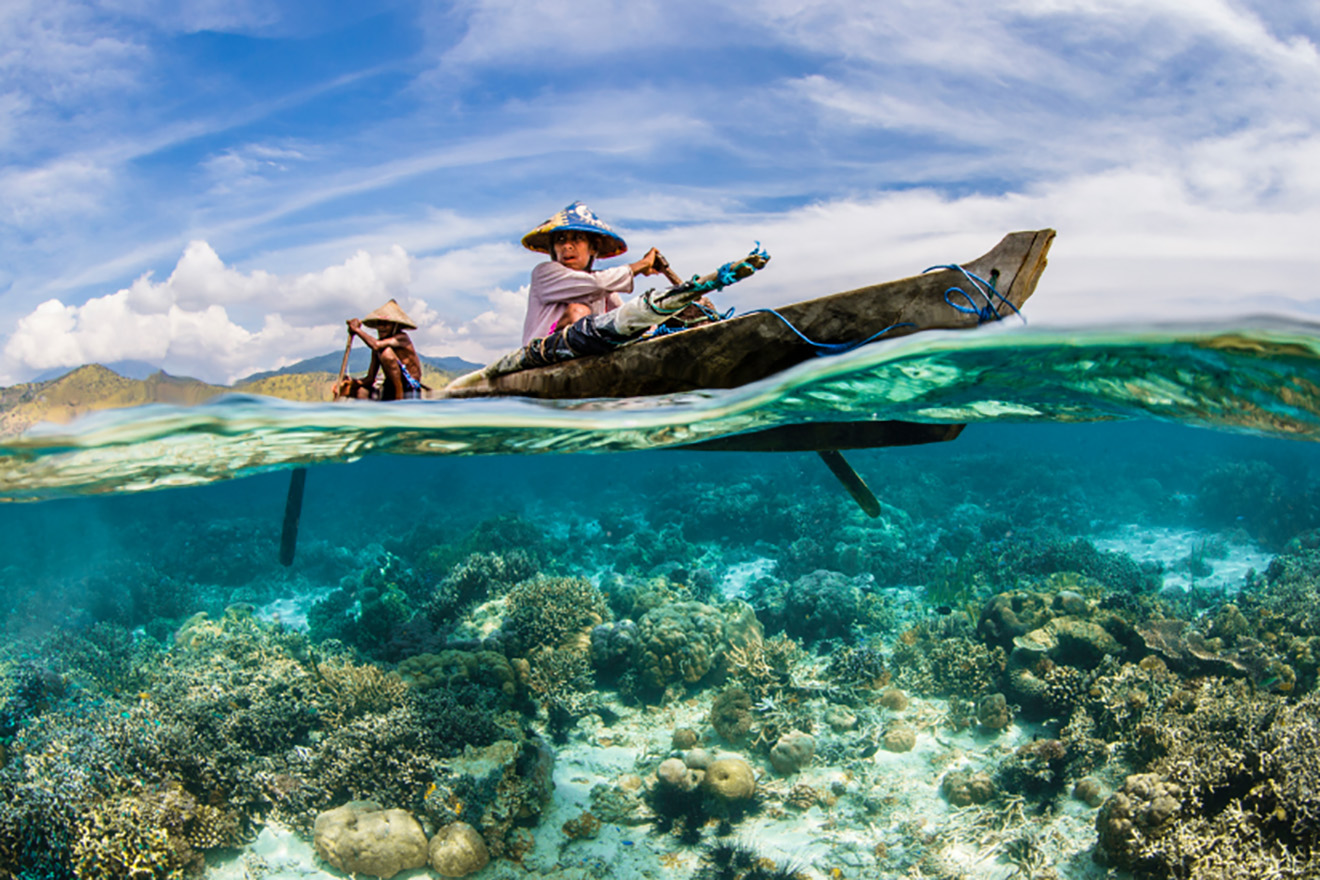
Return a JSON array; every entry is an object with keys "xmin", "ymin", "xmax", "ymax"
[{"xmin": 3, "ymin": 319, "xmax": 1320, "ymax": 501}]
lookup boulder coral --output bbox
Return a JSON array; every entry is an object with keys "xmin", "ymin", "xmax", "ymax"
[
  {"xmin": 396, "ymin": 649, "xmax": 519, "ymax": 700},
  {"xmin": 1094, "ymin": 774, "xmax": 1182, "ymax": 870},
  {"xmin": 704, "ymin": 757, "xmax": 757, "ymax": 801},
  {"xmin": 313, "ymin": 801, "xmax": 428, "ymax": 879},
  {"xmin": 941, "ymin": 770, "xmax": 996, "ymax": 806},
  {"xmin": 751, "ymin": 570, "xmax": 863, "ymax": 644},
  {"xmin": 429, "ymin": 821, "xmax": 490, "ymax": 878},
  {"xmin": 768, "ymin": 730, "xmax": 815, "ymax": 774},
  {"xmin": 636, "ymin": 601, "xmax": 726, "ymax": 692},
  {"xmin": 656, "ymin": 757, "xmax": 704, "ymax": 792}
]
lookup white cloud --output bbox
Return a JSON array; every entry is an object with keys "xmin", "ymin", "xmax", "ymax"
[
  {"xmin": 0, "ymin": 158, "xmax": 114, "ymax": 225},
  {"xmin": 1, "ymin": 243, "xmax": 422, "ymax": 384},
  {"xmin": 94, "ymin": 0, "xmax": 280, "ymax": 35},
  {"xmin": 431, "ymin": 0, "xmax": 695, "ymax": 68},
  {"xmin": 0, "ymin": 1, "xmax": 146, "ymax": 151},
  {"xmin": 6, "ymin": 124, "xmax": 1320, "ymax": 387},
  {"xmin": 0, "ymin": 238, "xmax": 543, "ymax": 384},
  {"xmin": 202, "ymin": 143, "xmax": 309, "ymax": 193}
]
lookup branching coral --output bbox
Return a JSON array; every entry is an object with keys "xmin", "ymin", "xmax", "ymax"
[{"xmin": 504, "ymin": 576, "xmax": 610, "ymax": 652}]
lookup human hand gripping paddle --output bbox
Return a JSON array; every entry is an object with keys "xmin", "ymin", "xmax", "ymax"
[{"xmin": 280, "ymin": 328, "xmax": 353, "ymax": 566}]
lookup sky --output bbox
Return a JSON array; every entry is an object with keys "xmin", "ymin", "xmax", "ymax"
[{"xmin": 1, "ymin": 0, "xmax": 1318, "ymax": 385}]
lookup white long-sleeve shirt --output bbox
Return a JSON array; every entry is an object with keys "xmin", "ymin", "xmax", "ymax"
[{"xmin": 522, "ymin": 261, "xmax": 633, "ymax": 344}]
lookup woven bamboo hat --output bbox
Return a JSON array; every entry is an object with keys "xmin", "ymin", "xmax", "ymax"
[
  {"xmin": 362, "ymin": 299, "xmax": 417, "ymax": 330},
  {"xmin": 521, "ymin": 201, "xmax": 627, "ymax": 259}
]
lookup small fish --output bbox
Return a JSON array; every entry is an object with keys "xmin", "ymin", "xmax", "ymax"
[{"xmin": 934, "ymin": 605, "xmax": 953, "ymax": 615}]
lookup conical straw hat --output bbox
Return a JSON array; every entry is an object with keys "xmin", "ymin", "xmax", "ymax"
[
  {"xmin": 362, "ymin": 299, "xmax": 417, "ymax": 330},
  {"xmin": 521, "ymin": 201, "xmax": 627, "ymax": 259}
]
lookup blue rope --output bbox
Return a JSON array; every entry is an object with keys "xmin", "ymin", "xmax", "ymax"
[
  {"xmin": 645, "ymin": 254, "xmax": 1017, "ymax": 355},
  {"xmin": 741, "ymin": 309, "xmax": 915, "ymax": 356},
  {"xmin": 923, "ymin": 264, "xmax": 1026, "ymax": 324}
]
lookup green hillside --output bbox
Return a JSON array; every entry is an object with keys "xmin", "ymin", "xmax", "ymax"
[{"xmin": 0, "ymin": 361, "xmax": 470, "ymax": 436}]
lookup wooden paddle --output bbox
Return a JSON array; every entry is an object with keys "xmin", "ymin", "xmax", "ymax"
[
  {"xmin": 331, "ymin": 330, "xmax": 354, "ymax": 401},
  {"xmin": 281, "ymin": 331, "xmax": 354, "ymax": 566},
  {"xmin": 651, "ymin": 251, "xmax": 685, "ymax": 287}
]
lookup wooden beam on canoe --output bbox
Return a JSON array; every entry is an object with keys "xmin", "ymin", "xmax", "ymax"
[
  {"xmin": 681, "ymin": 421, "xmax": 965, "ymax": 452},
  {"xmin": 817, "ymin": 449, "xmax": 881, "ymax": 518},
  {"xmin": 279, "ymin": 467, "xmax": 307, "ymax": 567}
]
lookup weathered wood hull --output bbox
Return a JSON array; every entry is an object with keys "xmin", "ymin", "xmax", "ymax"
[{"xmin": 441, "ymin": 229, "xmax": 1054, "ymax": 452}]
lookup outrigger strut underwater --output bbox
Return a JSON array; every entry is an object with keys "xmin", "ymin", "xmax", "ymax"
[{"xmin": 280, "ymin": 226, "xmax": 1056, "ymax": 565}]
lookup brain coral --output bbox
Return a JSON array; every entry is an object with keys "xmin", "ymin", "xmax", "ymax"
[{"xmin": 704, "ymin": 757, "xmax": 757, "ymax": 801}]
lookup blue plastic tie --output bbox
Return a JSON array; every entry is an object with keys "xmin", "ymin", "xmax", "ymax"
[
  {"xmin": 923, "ymin": 264, "xmax": 1026, "ymax": 325},
  {"xmin": 740, "ymin": 309, "xmax": 915, "ymax": 356}
]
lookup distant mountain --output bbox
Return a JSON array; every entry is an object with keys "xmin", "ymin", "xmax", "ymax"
[
  {"xmin": 0, "ymin": 351, "xmax": 484, "ymax": 436},
  {"xmin": 0, "ymin": 365, "xmax": 226, "ymax": 436},
  {"xmin": 237, "ymin": 350, "xmax": 482, "ymax": 384},
  {"xmin": 30, "ymin": 359, "xmax": 165, "ymax": 383}
]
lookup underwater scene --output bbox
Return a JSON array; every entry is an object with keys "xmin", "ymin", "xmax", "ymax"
[{"xmin": 6, "ymin": 322, "xmax": 1320, "ymax": 880}]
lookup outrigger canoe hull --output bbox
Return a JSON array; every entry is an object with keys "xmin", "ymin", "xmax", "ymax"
[{"xmin": 441, "ymin": 229, "xmax": 1054, "ymax": 452}]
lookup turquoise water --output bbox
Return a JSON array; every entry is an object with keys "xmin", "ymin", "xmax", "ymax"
[
  {"xmin": 3, "ymin": 319, "xmax": 1320, "ymax": 501},
  {"xmin": 4, "ymin": 319, "xmax": 1320, "ymax": 878}
]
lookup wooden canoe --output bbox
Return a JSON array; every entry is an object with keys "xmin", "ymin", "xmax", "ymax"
[{"xmin": 441, "ymin": 229, "xmax": 1055, "ymax": 453}]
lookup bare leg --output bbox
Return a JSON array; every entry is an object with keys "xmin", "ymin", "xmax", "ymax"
[
  {"xmin": 378, "ymin": 348, "xmax": 405, "ymax": 400},
  {"xmin": 561, "ymin": 302, "xmax": 591, "ymax": 327}
]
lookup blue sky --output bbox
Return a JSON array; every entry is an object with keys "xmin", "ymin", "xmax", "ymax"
[{"xmin": 2, "ymin": 0, "xmax": 1318, "ymax": 384}]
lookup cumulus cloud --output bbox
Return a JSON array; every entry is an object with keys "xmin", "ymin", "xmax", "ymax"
[
  {"xmin": 1, "ymin": 243, "xmax": 427, "ymax": 384},
  {"xmin": 6, "ymin": 123, "xmax": 1320, "ymax": 387}
]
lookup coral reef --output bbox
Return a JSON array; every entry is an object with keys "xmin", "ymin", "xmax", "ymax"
[
  {"xmin": 634, "ymin": 601, "xmax": 727, "ymax": 697},
  {"xmin": 709, "ymin": 686, "xmax": 754, "ymax": 745},
  {"xmin": 767, "ymin": 730, "xmax": 814, "ymax": 775}
]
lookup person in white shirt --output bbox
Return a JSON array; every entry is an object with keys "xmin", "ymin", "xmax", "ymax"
[
  {"xmin": 445, "ymin": 202, "xmax": 768, "ymax": 390},
  {"xmin": 520, "ymin": 201, "xmax": 663, "ymax": 345}
]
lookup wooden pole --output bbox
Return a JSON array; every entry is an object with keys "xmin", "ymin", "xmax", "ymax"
[
  {"xmin": 283, "ymin": 331, "xmax": 354, "ymax": 566},
  {"xmin": 652, "ymin": 252, "xmax": 685, "ymax": 287},
  {"xmin": 278, "ymin": 467, "xmax": 308, "ymax": 566},
  {"xmin": 331, "ymin": 331, "xmax": 354, "ymax": 401},
  {"xmin": 816, "ymin": 450, "xmax": 882, "ymax": 518}
]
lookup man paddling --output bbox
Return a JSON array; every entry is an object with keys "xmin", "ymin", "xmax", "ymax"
[{"xmin": 337, "ymin": 299, "xmax": 425, "ymax": 400}]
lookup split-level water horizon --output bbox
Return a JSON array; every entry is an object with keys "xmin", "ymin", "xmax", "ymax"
[{"xmin": 4, "ymin": 311, "xmax": 1320, "ymax": 879}]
